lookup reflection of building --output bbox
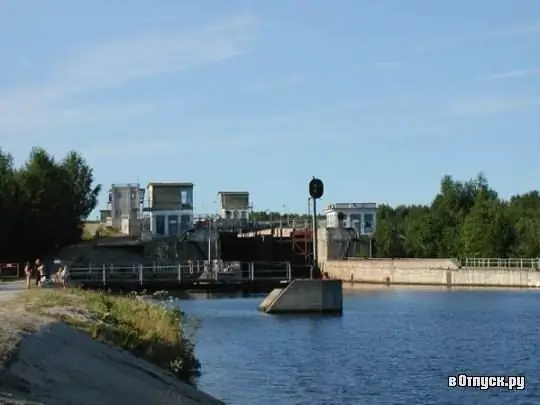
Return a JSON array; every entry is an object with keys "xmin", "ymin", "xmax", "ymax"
[
  {"xmin": 324, "ymin": 203, "xmax": 377, "ymax": 236},
  {"xmin": 217, "ymin": 191, "xmax": 250, "ymax": 219},
  {"xmin": 106, "ymin": 183, "xmax": 145, "ymax": 235},
  {"xmin": 144, "ymin": 182, "xmax": 194, "ymax": 237}
]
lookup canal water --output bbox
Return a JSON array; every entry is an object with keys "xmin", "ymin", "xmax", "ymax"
[{"xmin": 177, "ymin": 288, "xmax": 540, "ymax": 405}]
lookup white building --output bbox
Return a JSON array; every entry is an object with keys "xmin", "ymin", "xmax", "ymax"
[
  {"xmin": 324, "ymin": 203, "xmax": 377, "ymax": 236},
  {"xmin": 217, "ymin": 191, "xmax": 250, "ymax": 220},
  {"xmin": 144, "ymin": 182, "xmax": 194, "ymax": 237}
]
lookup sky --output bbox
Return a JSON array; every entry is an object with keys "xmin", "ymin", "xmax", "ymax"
[{"xmin": 1, "ymin": 0, "xmax": 539, "ymax": 218}]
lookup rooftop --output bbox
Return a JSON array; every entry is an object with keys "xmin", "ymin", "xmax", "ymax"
[
  {"xmin": 325, "ymin": 202, "xmax": 377, "ymax": 211},
  {"xmin": 217, "ymin": 191, "xmax": 249, "ymax": 195},
  {"xmin": 110, "ymin": 183, "xmax": 140, "ymax": 188},
  {"xmin": 147, "ymin": 182, "xmax": 194, "ymax": 188}
]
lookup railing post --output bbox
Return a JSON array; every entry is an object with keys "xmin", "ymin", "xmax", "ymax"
[
  {"xmin": 249, "ymin": 262, "xmax": 254, "ymax": 281},
  {"xmin": 177, "ymin": 264, "xmax": 182, "ymax": 284},
  {"xmin": 287, "ymin": 262, "xmax": 292, "ymax": 281},
  {"xmin": 102, "ymin": 265, "xmax": 106, "ymax": 287},
  {"xmin": 139, "ymin": 264, "xmax": 143, "ymax": 286},
  {"xmin": 310, "ymin": 265, "xmax": 313, "ymax": 280}
]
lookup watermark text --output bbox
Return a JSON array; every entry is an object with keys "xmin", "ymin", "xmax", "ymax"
[{"xmin": 448, "ymin": 374, "xmax": 526, "ymax": 390}]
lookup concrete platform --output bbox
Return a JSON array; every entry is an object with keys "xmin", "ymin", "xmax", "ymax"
[{"xmin": 259, "ymin": 279, "xmax": 343, "ymax": 314}]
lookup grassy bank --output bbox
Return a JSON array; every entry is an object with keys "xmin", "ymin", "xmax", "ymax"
[{"xmin": 19, "ymin": 288, "xmax": 201, "ymax": 383}]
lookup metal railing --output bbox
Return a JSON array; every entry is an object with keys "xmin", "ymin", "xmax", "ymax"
[
  {"xmin": 463, "ymin": 258, "xmax": 540, "ymax": 269},
  {"xmin": 67, "ymin": 261, "xmax": 293, "ymax": 285}
]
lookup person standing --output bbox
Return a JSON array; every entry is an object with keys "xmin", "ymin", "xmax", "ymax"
[
  {"xmin": 35, "ymin": 259, "xmax": 44, "ymax": 286},
  {"xmin": 24, "ymin": 261, "xmax": 32, "ymax": 289}
]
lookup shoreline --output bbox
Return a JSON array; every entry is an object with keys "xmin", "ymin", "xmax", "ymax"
[{"xmin": 0, "ymin": 283, "xmax": 225, "ymax": 405}]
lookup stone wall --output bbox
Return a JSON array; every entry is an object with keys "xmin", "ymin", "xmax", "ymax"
[{"xmin": 324, "ymin": 259, "xmax": 540, "ymax": 288}]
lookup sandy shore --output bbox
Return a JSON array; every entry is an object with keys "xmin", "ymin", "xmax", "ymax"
[{"xmin": 0, "ymin": 282, "xmax": 224, "ymax": 405}]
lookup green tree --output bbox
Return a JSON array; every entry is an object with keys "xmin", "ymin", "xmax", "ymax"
[{"xmin": 0, "ymin": 146, "xmax": 101, "ymax": 262}]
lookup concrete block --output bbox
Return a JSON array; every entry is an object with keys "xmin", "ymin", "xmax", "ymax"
[{"xmin": 259, "ymin": 279, "xmax": 343, "ymax": 314}]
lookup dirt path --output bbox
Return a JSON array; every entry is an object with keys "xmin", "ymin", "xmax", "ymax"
[{"xmin": 0, "ymin": 281, "xmax": 26, "ymax": 302}]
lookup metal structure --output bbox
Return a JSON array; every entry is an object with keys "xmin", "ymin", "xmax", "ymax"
[
  {"xmin": 67, "ymin": 261, "xmax": 295, "ymax": 290},
  {"xmin": 309, "ymin": 177, "xmax": 324, "ymax": 274},
  {"xmin": 463, "ymin": 258, "xmax": 540, "ymax": 269}
]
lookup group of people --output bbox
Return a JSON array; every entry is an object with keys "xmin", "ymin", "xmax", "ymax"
[{"xmin": 23, "ymin": 259, "xmax": 68, "ymax": 289}]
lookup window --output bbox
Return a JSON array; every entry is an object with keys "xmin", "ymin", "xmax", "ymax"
[
  {"xmin": 155, "ymin": 215, "xmax": 165, "ymax": 235},
  {"xmin": 364, "ymin": 213, "xmax": 374, "ymax": 233},
  {"xmin": 180, "ymin": 215, "xmax": 191, "ymax": 230},
  {"xmin": 350, "ymin": 213, "xmax": 362, "ymax": 232},
  {"xmin": 168, "ymin": 215, "xmax": 178, "ymax": 236},
  {"xmin": 180, "ymin": 189, "xmax": 193, "ymax": 210}
]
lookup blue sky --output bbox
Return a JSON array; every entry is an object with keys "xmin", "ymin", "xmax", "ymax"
[{"xmin": 1, "ymin": 1, "xmax": 539, "ymax": 218}]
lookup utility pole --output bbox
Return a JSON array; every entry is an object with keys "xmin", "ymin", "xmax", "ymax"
[{"xmin": 308, "ymin": 177, "xmax": 324, "ymax": 278}]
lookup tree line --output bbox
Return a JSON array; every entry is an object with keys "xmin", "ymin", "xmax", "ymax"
[
  {"xmin": 0, "ymin": 147, "xmax": 101, "ymax": 262},
  {"xmin": 1, "ymin": 148, "xmax": 535, "ymax": 262},
  {"xmin": 257, "ymin": 173, "xmax": 540, "ymax": 258},
  {"xmin": 371, "ymin": 174, "xmax": 539, "ymax": 258}
]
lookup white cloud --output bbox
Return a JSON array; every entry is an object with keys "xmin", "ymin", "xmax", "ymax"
[
  {"xmin": 481, "ymin": 68, "xmax": 540, "ymax": 81},
  {"xmin": 0, "ymin": 13, "xmax": 257, "ymax": 133}
]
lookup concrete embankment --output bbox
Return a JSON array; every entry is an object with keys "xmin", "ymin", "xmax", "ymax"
[
  {"xmin": 259, "ymin": 279, "xmax": 343, "ymax": 314},
  {"xmin": 324, "ymin": 259, "xmax": 540, "ymax": 289},
  {"xmin": 0, "ymin": 283, "xmax": 224, "ymax": 405}
]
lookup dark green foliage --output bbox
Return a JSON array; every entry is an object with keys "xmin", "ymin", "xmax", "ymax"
[
  {"xmin": 0, "ymin": 147, "xmax": 101, "ymax": 261},
  {"xmin": 371, "ymin": 173, "xmax": 538, "ymax": 258},
  {"xmin": 255, "ymin": 173, "xmax": 540, "ymax": 258}
]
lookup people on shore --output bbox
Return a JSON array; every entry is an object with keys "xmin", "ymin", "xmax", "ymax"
[
  {"xmin": 24, "ymin": 261, "xmax": 32, "ymax": 289},
  {"xmin": 60, "ymin": 265, "xmax": 69, "ymax": 288},
  {"xmin": 35, "ymin": 259, "xmax": 44, "ymax": 286}
]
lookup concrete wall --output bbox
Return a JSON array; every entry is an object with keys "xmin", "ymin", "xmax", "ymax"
[
  {"xmin": 325, "ymin": 259, "xmax": 540, "ymax": 288},
  {"xmin": 260, "ymin": 279, "xmax": 343, "ymax": 313}
]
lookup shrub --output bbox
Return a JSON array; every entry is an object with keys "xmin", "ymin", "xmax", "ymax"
[{"xmin": 23, "ymin": 289, "xmax": 201, "ymax": 383}]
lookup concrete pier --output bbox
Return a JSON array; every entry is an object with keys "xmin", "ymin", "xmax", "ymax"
[{"xmin": 259, "ymin": 279, "xmax": 343, "ymax": 314}]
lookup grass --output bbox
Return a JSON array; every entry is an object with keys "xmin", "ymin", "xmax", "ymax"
[{"xmin": 19, "ymin": 288, "xmax": 201, "ymax": 383}]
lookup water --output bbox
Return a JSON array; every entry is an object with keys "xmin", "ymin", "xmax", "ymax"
[{"xmin": 177, "ymin": 288, "xmax": 540, "ymax": 404}]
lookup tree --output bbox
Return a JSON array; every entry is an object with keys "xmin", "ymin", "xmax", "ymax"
[
  {"xmin": 0, "ymin": 147, "xmax": 101, "ymax": 262},
  {"xmin": 369, "ymin": 173, "xmax": 540, "ymax": 258}
]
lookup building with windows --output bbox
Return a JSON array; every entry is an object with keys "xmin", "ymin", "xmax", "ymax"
[
  {"xmin": 324, "ymin": 202, "xmax": 377, "ymax": 236},
  {"xmin": 217, "ymin": 191, "xmax": 250, "ymax": 220},
  {"xmin": 106, "ymin": 183, "xmax": 145, "ymax": 235},
  {"xmin": 144, "ymin": 182, "xmax": 194, "ymax": 237}
]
